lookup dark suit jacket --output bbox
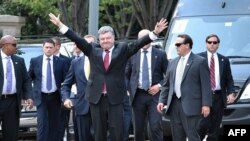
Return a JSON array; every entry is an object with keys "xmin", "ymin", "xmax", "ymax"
[
  {"xmin": 63, "ymin": 29, "xmax": 154, "ymax": 105},
  {"xmin": 61, "ymin": 56, "xmax": 89, "ymax": 115},
  {"xmin": 59, "ymin": 53, "xmax": 71, "ymax": 72},
  {"xmin": 198, "ymin": 52, "xmax": 235, "ymax": 107},
  {"xmin": 159, "ymin": 52, "xmax": 212, "ymax": 116},
  {"xmin": 28, "ymin": 55, "xmax": 67, "ymax": 106},
  {"xmin": 126, "ymin": 47, "xmax": 168, "ymax": 104},
  {"xmin": 0, "ymin": 54, "xmax": 32, "ymax": 113}
]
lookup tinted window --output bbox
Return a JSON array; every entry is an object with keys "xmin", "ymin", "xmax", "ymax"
[
  {"xmin": 164, "ymin": 15, "xmax": 250, "ymax": 59},
  {"xmin": 16, "ymin": 45, "xmax": 43, "ymax": 69}
]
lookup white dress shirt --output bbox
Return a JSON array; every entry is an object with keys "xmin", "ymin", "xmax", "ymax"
[
  {"xmin": 1, "ymin": 50, "xmax": 17, "ymax": 94},
  {"xmin": 207, "ymin": 51, "xmax": 221, "ymax": 90},
  {"xmin": 41, "ymin": 55, "xmax": 57, "ymax": 93}
]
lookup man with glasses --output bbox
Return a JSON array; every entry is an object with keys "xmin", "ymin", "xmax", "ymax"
[
  {"xmin": 198, "ymin": 34, "xmax": 235, "ymax": 141},
  {"xmin": 0, "ymin": 35, "xmax": 33, "ymax": 141},
  {"xmin": 157, "ymin": 34, "xmax": 212, "ymax": 141}
]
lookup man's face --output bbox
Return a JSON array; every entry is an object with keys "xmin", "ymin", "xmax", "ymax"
[
  {"xmin": 54, "ymin": 43, "xmax": 60, "ymax": 52},
  {"xmin": 99, "ymin": 32, "xmax": 115, "ymax": 50},
  {"xmin": 206, "ymin": 37, "xmax": 219, "ymax": 54},
  {"xmin": 43, "ymin": 42, "xmax": 55, "ymax": 57},
  {"xmin": 4, "ymin": 43, "xmax": 17, "ymax": 55},
  {"xmin": 73, "ymin": 43, "xmax": 81, "ymax": 55},
  {"xmin": 0, "ymin": 35, "xmax": 17, "ymax": 55},
  {"xmin": 138, "ymin": 30, "xmax": 151, "ymax": 50},
  {"xmin": 175, "ymin": 37, "xmax": 189, "ymax": 56}
]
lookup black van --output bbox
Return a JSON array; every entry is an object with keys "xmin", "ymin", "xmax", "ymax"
[{"xmin": 162, "ymin": 0, "xmax": 250, "ymax": 138}]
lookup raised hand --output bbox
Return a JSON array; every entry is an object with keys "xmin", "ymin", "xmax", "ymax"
[
  {"xmin": 48, "ymin": 13, "xmax": 64, "ymax": 28},
  {"xmin": 153, "ymin": 18, "xmax": 168, "ymax": 35}
]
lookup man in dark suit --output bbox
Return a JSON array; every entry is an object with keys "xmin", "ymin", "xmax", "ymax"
[
  {"xmin": 0, "ymin": 35, "xmax": 33, "ymax": 141},
  {"xmin": 198, "ymin": 34, "xmax": 235, "ymax": 141},
  {"xmin": 52, "ymin": 36, "xmax": 71, "ymax": 141},
  {"xmin": 126, "ymin": 29, "xmax": 168, "ymax": 141},
  {"xmin": 157, "ymin": 34, "xmax": 212, "ymax": 141},
  {"xmin": 61, "ymin": 35, "xmax": 96, "ymax": 141},
  {"xmin": 49, "ymin": 12, "xmax": 167, "ymax": 141},
  {"xmin": 61, "ymin": 53, "xmax": 93, "ymax": 141},
  {"xmin": 28, "ymin": 38, "xmax": 67, "ymax": 141}
]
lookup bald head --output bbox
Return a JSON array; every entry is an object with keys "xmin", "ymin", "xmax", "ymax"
[
  {"xmin": 138, "ymin": 29, "xmax": 151, "ymax": 39},
  {"xmin": 138, "ymin": 29, "xmax": 151, "ymax": 49},
  {"xmin": 0, "ymin": 35, "xmax": 17, "ymax": 48}
]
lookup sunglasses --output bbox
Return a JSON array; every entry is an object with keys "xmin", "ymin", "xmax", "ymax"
[
  {"xmin": 175, "ymin": 43, "xmax": 185, "ymax": 47},
  {"xmin": 207, "ymin": 41, "xmax": 218, "ymax": 45},
  {"xmin": 11, "ymin": 44, "xmax": 17, "ymax": 47},
  {"xmin": 4, "ymin": 43, "xmax": 17, "ymax": 47}
]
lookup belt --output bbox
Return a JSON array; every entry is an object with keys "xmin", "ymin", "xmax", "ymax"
[
  {"xmin": 101, "ymin": 93, "xmax": 107, "ymax": 97},
  {"xmin": 212, "ymin": 90, "xmax": 221, "ymax": 94},
  {"xmin": 0, "ymin": 93, "xmax": 17, "ymax": 100},
  {"xmin": 172, "ymin": 93, "xmax": 181, "ymax": 100},
  {"xmin": 136, "ymin": 88, "xmax": 148, "ymax": 93},
  {"xmin": 41, "ymin": 91, "xmax": 57, "ymax": 95}
]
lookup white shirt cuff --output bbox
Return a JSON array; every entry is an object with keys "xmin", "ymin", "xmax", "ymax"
[
  {"xmin": 157, "ymin": 84, "xmax": 162, "ymax": 88},
  {"xmin": 149, "ymin": 32, "xmax": 158, "ymax": 41},
  {"xmin": 59, "ymin": 25, "xmax": 69, "ymax": 34}
]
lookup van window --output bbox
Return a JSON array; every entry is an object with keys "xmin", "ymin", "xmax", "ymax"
[
  {"xmin": 16, "ymin": 45, "xmax": 43, "ymax": 69},
  {"xmin": 165, "ymin": 15, "xmax": 250, "ymax": 59}
]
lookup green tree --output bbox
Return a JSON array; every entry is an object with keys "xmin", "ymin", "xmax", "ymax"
[
  {"xmin": 1, "ymin": 0, "xmax": 176, "ymax": 39},
  {"xmin": 100, "ymin": 0, "xmax": 137, "ymax": 39},
  {"xmin": 131, "ymin": 0, "xmax": 177, "ymax": 36}
]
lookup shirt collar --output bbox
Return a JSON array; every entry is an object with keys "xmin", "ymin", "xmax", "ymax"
[
  {"xmin": 141, "ymin": 46, "xmax": 152, "ymax": 53},
  {"xmin": 181, "ymin": 51, "xmax": 191, "ymax": 60},
  {"xmin": 43, "ymin": 54, "xmax": 53, "ymax": 61},
  {"xmin": 1, "ymin": 50, "xmax": 8, "ymax": 59},
  {"xmin": 207, "ymin": 51, "xmax": 217, "ymax": 58},
  {"xmin": 104, "ymin": 46, "xmax": 114, "ymax": 53}
]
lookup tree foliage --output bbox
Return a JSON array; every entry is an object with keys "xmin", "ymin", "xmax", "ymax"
[
  {"xmin": 0, "ymin": 0, "xmax": 177, "ymax": 39},
  {"xmin": 131, "ymin": 0, "xmax": 177, "ymax": 36},
  {"xmin": 99, "ymin": 0, "xmax": 137, "ymax": 39}
]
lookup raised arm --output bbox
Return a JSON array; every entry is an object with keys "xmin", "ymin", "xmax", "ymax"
[{"xmin": 48, "ymin": 13, "xmax": 92, "ymax": 55}]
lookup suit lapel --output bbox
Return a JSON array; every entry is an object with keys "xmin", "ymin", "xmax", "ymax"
[
  {"xmin": 38, "ymin": 56, "xmax": 43, "ymax": 75},
  {"xmin": 151, "ymin": 48, "xmax": 157, "ymax": 76},
  {"xmin": 218, "ymin": 54, "xmax": 224, "ymax": 79},
  {"xmin": 53, "ymin": 56, "xmax": 57, "ymax": 74},
  {"xmin": 109, "ymin": 46, "xmax": 119, "ymax": 71},
  {"xmin": 79, "ymin": 57, "xmax": 87, "ymax": 80},
  {"xmin": 172, "ymin": 58, "xmax": 179, "ymax": 82},
  {"xmin": 11, "ymin": 56, "xmax": 19, "ymax": 83},
  {"xmin": 182, "ymin": 53, "xmax": 194, "ymax": 81},
  {"xmin": 0, "ymin": 54, "xmax": 3, "ymax": 77},
  {"xmin": 134, "ymin": 51, "xmax": 141, "ymax": 78},
  {"xmin": 97, "ymin": 49, "xmax": 105, "ymax": 72}
]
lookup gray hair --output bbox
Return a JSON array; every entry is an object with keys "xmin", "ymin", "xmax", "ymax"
[{"xmin": 98, "ymin": 26, "xmax": 115, "ymax": 36}]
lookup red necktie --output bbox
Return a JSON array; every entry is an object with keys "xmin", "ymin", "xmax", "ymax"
[
  {"xmin": 210, "ymin": 54, "xmax": 216, "ymax": 90},
  {"xmin": 102, "ymin": 50, "xmax": 110, "ymax": 93}
]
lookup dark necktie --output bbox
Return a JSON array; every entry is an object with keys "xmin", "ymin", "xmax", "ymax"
[
  {"xmin": 142, "ymin": 50, "xmax": 149, "ymax": 90},
  {"xmin": 46, "ymin": 58, "xmax": 52, "ymax": 91},
  {"xmin": 210, "ymin": 54, "xmax": 216, "ymax": 90},
  {"xmin": 6, "ymin": 56, "xmax": 12, "ymax": 93},
  {"xmin": 102, "ymin": 50, "xmax": 110, "ymax": 92}
]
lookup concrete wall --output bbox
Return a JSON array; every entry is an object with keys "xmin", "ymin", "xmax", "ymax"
[{"xmin": 0, "ymin": 15, "xmax": 26, "ymax": 37}]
